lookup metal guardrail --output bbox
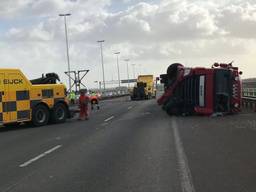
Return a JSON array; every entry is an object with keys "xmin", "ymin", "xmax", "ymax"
[
  {"xmin": 100, "ymin": 93, "xmax": 130, "ymax": 100},
  {"xmin": 242, "ymin": 88, "xmax": 256, "ymax": 98},
  {"xmin": 100, "ymin": 90, "xmax": 129, "ymax": 98},
  {"xmin": 242, "ymin": 97, "xmax": 256, "ymax": 111}
]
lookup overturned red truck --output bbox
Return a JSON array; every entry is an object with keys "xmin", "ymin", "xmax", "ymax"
[{"xmin": 158, "ymin": 62, "xmax": 242, "ymax": 116}]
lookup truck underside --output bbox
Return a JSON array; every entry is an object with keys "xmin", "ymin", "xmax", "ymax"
[{"xmin": 158, "ymin": 63, "xmax": 242, "ymax": 116}]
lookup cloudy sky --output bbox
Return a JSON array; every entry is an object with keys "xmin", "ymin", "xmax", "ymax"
[{"xmin": 0, "ymin": 0, "xmax": 256, "ymax": 88}]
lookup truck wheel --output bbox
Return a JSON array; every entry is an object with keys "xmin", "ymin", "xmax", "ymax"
[
  {"xmin": 32, "ymin": 105, "xmax": 49, "ymax": 126},
  {"xmin": 51, "ymin": 103, "xmax": 67, "ymax": 124}
]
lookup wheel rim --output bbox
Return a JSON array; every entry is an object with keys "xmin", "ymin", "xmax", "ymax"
[
  {"xmin": 36, "ymin": 109, "xmax": 46, "ymax": 123},
  {"xmin": 56, "ymin": 107, "xmax": 65, "ymax": 120}
]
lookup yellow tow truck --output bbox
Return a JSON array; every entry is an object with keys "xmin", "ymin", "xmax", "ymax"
[{"xmin": 0, "ymin": 69, "xmax": 70, "ymax": 126}]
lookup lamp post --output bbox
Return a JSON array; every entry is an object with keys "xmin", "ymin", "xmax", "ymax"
[
  {"xmin": 131, "ymin": 64, "xmax": 136, "ymax": 79},
  {"xmin": 114, "ymin": 52, "xmax": 121, "ymax": 89},
  {"xmin": 94, "ymin": 81, "xmax": 102, "ymax": 91},
  {"xmin": 137, "ymin": 64, "xmax": 142, "ymax": 75},
  {"xmin": 124, "ymin": 59, "xmax": 130, "ymax": 88},
  {"xmin": 97, "ymin": 40, "xmax": 106, "ymax": 91},
  {"xmin": 59, "ymin": 13, "xmax": 72, "ymax": 92}
]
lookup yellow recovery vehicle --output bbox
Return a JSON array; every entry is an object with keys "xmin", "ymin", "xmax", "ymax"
[
  {"xmin": 0, "ymin": 69, "xmax": 70, "ymax": 126},
  {"xmin": 131, "ymin": 75, "xmax": 156, "ymax": 100}
]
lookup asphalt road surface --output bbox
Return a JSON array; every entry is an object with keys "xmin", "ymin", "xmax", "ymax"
[{"xmin": 0, "ymin": 97, "xmax": 256, "ymax": 192}]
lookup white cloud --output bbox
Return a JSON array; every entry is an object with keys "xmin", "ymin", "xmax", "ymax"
[
  {"xmin": 217, "ymin": 2, "xmax": 256, "ymax": 38},
  {"xmin": 0, "ymin": 0, "xmax": 256, "ymax": 89}
]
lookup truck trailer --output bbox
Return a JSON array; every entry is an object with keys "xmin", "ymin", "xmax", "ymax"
[{"xmin": 0, "ymin": 69, "xmax": 70, "ymax": 126}]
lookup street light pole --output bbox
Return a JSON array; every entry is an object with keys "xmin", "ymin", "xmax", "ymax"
[
  {"xmin": 137, "ymin": 64, "xmax": 142, "ymax": 75},
  {"xmin": 97, "ymin": 40, "xmax": 106, "ymax": 91},
  {"xmin": 131, "ymin": 64, "xmax": 136, "ymax": 79},
  {"xmin": 59, "ymin": 13, "xmax": 72, "ymax": 92},
  {"xmin": 99, "ymin": 81, "xmax": 102, "ymax": 90},
  {"xmin": 124, "ymin": 59, "xmax": 130, "ymax": 88},
  {"xmin": 114, "ymin": 52, "xmax": 121, "ymax": 89}
]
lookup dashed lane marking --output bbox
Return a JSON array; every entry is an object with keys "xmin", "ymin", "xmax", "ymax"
[
  {"xmin": 104, "ymin": 116, "xmax": 115, "ymax": 122},
  {"xmin": 100, "ymin": 123, "xmax": 109, "ymax": 127},
  {"xmin": 172, "ymin": 118, "xmax": 196, "ymax": 192},
  {"xmin": 19, "ymin": 145, "xmax": 62, "ymax": 168},
  {"xmin": 128, "ymin": 106, "xmax": 133, "ymax": 110}
]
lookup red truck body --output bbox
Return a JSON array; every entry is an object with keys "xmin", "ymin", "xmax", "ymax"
[{"xmin": 158, "ymin": 63, "xmax": 242, "ymax": 115}]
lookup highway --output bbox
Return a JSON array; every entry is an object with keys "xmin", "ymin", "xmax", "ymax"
[{"xmin": 0, "ymin": 97, "xmax": 256, "ymax": 192}]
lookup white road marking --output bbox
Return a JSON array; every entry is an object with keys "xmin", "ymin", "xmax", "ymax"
[
  {"xmin": 19, "ymin": 145, "xmax": 62, "ymax": 168},
  {"xmin": 172, "ymin": 118, "xmax": 196, "ymax": 192},
  {"xmin": 104, "ymin": 116, "xmax": 114, "ymax": 122},
  {"xmin": 128, "ymin": 106, "xmax": 133, "ymax": 110},
  {"xmin": 142, "ymin": 112, "xmax": 151, "ymax": 115}
]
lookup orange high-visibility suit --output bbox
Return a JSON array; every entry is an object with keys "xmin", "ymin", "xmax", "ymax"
[
  {"xmin": 90, "ymin": 93, "xmax": 100, "ymax": 110},
  {"xmin": 79, "ymin": 93, "xmax": 90, "ymax": 120}
]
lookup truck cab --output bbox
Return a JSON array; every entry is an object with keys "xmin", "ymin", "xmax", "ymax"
[
  {"xmin": 158, "ymin": 63, "xmax": 242, "ymax": 115},
  {"xmin": 131, "ymin": 75, "xmax": 156, "ymax": 100}
]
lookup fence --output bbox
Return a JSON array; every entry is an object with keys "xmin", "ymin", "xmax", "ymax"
[
  {"xmin": 242, "ymin": 87, "xmax": 256, "ymax": 111},
  {"xmin": 100, "ymin": 90, "xmax": 130, "ymax": 100},
  {"xmin": 242, "ymin": 97, "xmax": 256, "ymax": 111}
]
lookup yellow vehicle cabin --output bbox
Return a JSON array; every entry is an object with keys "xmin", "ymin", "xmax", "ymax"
[
  {"xmin": 0, "ymin": 69, "xmax": 69, "ymax": 126},
  {"xmin": 137, "ymin": 75, "xmax": 156, "ymax": 99},
  {"xmin": 130, "ymin": 75, "xmax": 156, "ymax": 100}
]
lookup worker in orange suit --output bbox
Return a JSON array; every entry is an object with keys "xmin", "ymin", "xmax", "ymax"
[
  {"xmin": 78, "ymin": 89, "xmax": 90, "ymax": 120},
  {"xmin": 90, "ymin": 91, "xmax": 100, "ymax": 110}
]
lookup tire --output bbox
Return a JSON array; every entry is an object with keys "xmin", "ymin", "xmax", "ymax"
[
  {"xmin": 32, "ymin": 104, "xmax": 50, "ymax": 126},
  {"xmin": 51, "ymin": 103, "xmax": 67, "ymax": 124}
]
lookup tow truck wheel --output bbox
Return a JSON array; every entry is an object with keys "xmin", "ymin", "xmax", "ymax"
[
  {"xmin": 51, "ymin": 103, "xmax": 67, "ymax": 124},
  {"xmin": 32, "ymin": 104, "xmax": 50, "ymax": 126}
]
